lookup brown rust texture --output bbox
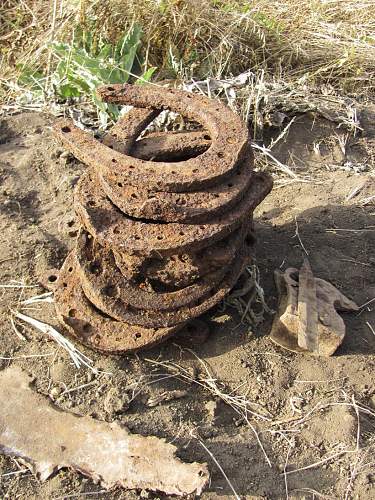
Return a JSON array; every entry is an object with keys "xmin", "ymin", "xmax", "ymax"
[
  {"xmin": 97, "ymin": 147, "xmax": 254, "ymax": 223},
  {"xmin": 53, "ymin": 84, "xmax": 250, "ymax": 192},
  {"xmin": 75, "ymin": 229, "xmax": 229, "ymax": 312},
  {"xmin": 103, "ymin": 107, "xmax": 159, "ymax": 154},
  {"xmin": 52, "ymin": 84, "xmax": 272, "ymax": 352},
  {"xmin": 54, "ymin": 253, "xmax": 184, "ymax": 353},
  {"xmin": 112, "ymin": 224, "xmax": 254, "ymax": 288},
  {"xmin": 130, "ymin": 130, "xmax": 211, "ymax": 161},
  {"xmin": 74, "ymin": 169, "xmax": 271, "ymax": 256}
]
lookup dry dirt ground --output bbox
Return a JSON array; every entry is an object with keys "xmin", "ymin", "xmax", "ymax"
[{"xmin": 0, "ymin": 109, "xmax": 374, "ymax": 500}]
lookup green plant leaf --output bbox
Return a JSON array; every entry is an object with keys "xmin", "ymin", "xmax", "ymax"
[
  {"xmin": 136, "ymin": 66, "xmax": 157, "ymax": 84},
  {"xmin": 98, "ymin": 43, "xmax": 113, "ymax": 60},
  {"xmin": 115, "ymin": 24, "xmax": 141, "ymax": 60},
  {"xmin": 22, "ymin": 22, "xmax": 155, "ymax": 126},
  {"xmin": 56, "ymin": 83, "xmax": 82, "ymax": 98}
]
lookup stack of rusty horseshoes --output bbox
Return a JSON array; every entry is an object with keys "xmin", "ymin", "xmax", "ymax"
[{"xmin": 49, "ymin": 84, "xmax": 273, "ymax": 353}]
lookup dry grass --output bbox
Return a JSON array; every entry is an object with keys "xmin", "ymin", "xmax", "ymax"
[{"xmin": 1, "ymin": 0, "xmax": 374, "ymax": 103}]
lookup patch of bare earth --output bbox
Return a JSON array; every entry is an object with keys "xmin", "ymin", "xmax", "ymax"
[{"xmin": 0, "ymin": 111, "xmax": 374, "ymax": 499}]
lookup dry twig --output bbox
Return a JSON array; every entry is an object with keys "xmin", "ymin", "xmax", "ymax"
[{"xmin": 11, "ymin": 310, "xmax": 97, "ymax": 372}]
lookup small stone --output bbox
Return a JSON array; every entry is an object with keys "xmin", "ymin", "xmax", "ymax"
[
  {"xmin": 50, "ymin": 387, "xmax": 61, "ymax": 398},
  {"xmin": 204, "ymin": 400, "xmax": 217, "ymax": 422}
]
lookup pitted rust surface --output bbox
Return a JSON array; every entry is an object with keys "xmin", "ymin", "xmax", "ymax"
[
  {"xmin": 75, "ymin": 230, "xmax": 229, "ymax": 311},
  {"xmin": 98, "ymin": 149, "xmax": 254, "ymax": 223},
  {"xmin": 99, "ymin": 107, "xmax": 253, "ymax": 222},
  {"xmin": 102, "ymin": 107, "xmax": 210, "ymax": 160},
  {"xmin": 52, "ymin": 85, "xmax": 272, "ymax": 352},
  {"xmin": 80, "ymin": 239, "xmax": 254, "ymax": 328},
  {"xmin": 130, "ymin": 130, "xmax": 211, "ymax": 161},
  {"xmin": 113, "ymin": 225, "xmax": 254, "ymax": 288},
  {"xmin": 54, "ymin": 253, "xmax": 183, "ymax": 353},
  {"xmin": 53, "ymin": 84, "xmax": 250, "ymax": 192},
  {"xmin": 75, "ymin": 169, "xmax": 272, "ymax": 256},
  {"xmin": 103, "ymin": 107, "xmax": 159, "ymax": 154}
]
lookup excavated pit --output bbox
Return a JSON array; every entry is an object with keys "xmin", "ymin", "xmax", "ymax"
[{"xmin": 51, "ymin": 84, "xmax": 273, "ymax": 353}]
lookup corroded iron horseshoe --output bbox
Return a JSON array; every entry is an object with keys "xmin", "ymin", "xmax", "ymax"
[{"xmin": 53, "ymin": 84, "xmax": 249, "ymax": 192}]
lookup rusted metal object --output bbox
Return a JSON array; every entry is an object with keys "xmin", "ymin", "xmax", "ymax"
[
  {"xmin": 52, "ymin": 84, "xmax": 272, "ymax": 352},
  {"xmin": 99, "ymin": 107, "xmax": 254, "ymax": 223},
  {"xmin": 80, "ymin": 239, "xmax": 253, "ymax": 328},
  {"xmin": 54, "ymin": 253, "xmax": 184, "ymax": 353},
  {"xmin": 103, "ymin": 108, "xmax": 159, "ymax": 154},
  {"xmin": 54, "ymin": 85, "xmax": 249, "ymax": 192},
  {"xmin": 129, "ymin": 130, "xmax": 211, "ymax": 161},
  {"xmin": 75, "ymin": 229, "xmax": 229, "ymax": 312},
  {"xmin": 74, "ymin": 169, "xmax": 271, "ymax": 256},
  {"xmin": 113, "ymin": 225, "xmax": 254, "ymax": 288},
  {"xmin": 97, "ymin": 151, "xmax": 254, "ymax": 223}
]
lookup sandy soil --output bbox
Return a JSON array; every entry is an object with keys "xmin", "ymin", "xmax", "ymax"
[{"xmin": 0, "ymin": 110, "xmax": 374, "ymax": 499}]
